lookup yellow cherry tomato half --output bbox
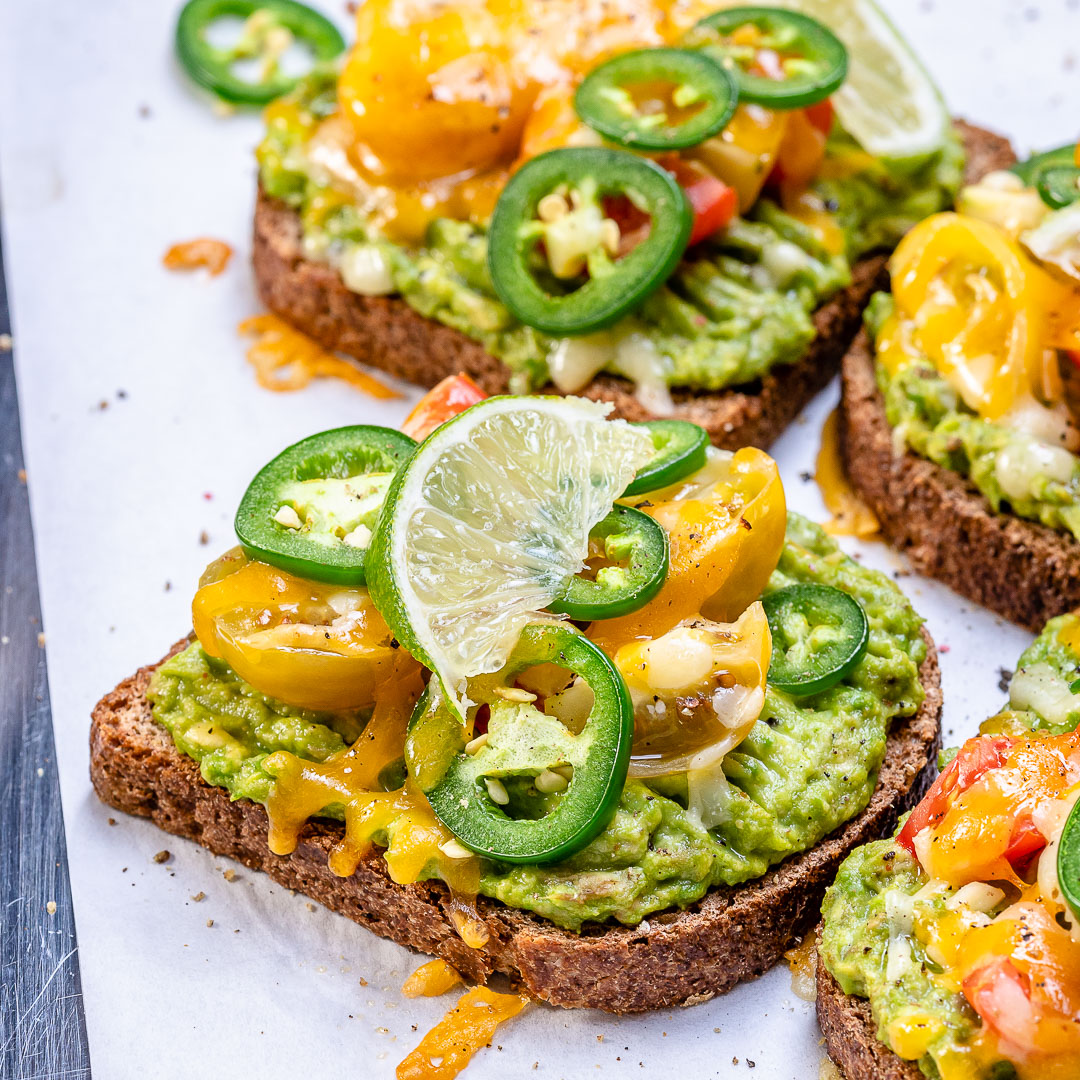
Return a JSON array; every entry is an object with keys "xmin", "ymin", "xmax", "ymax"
[
  {"xmin": 192, "ymin": 547, "xmax": 408, "ymax": 712},
  {"xmin": 888, "ymin": 212, "xmax": 1042, "ymax": 420},
  {"xmin": 592, "ymin": 446, "xmax": 786, "ymax": 652},
  {"xmin": 615, "ymin": 601, "xmax": 771, "ymax": 778}
]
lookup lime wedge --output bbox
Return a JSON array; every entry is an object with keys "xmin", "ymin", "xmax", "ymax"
[
  {"xmin": 366, "ymin": 397, "xmax": 654, "ymax": 718},
  {"xmin": 755, "ymin": 0, "xmax": 949, "ymax": 160}
]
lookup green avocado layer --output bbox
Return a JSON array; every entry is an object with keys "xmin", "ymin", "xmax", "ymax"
[
  {"xmin": 149, "ymin": 512, "xmax": 926, "ymax": 931},
  {"xmin": 819, "ymin": 612, "xmax": 1080, "ymax": 1080},
  {"xmin": 256, "ymin": 67, "xmax": 962, "ymax": 394},
  {"xmin": 868, "ymin": 293, "xmax": 1080, "ymax": 541}
]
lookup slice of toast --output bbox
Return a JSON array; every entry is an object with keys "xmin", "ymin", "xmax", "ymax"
[
  {"xmin": 251, "ymin": 122, "xmax": 1014, "ymax": 451},
  {"xmin": 89, "ymin": 634, "xmax": 941, "ymax": 1014},
  {"xmin": 816, "ymin": 938, "xmax": 923, "ymax": 1080},
  {"xmin": 839, "ymin": 329, "xmax": 1080, "ymax": 632}
]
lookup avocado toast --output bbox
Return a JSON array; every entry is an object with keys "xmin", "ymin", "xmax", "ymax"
[
  {"xmin": 817, "ymin": 613, "xmax": 1080, "ymax": 1079},
  {"xmin": 90, "ymin": 393, "xmax": 942, "ymax": 1013},
  {"xmin": 250, "ymin": 0, "xmax": 1009, "ymax": 448},
  {"xmin": 838, "ymin": 142, "xmax": 1080, "ymax": 631}
]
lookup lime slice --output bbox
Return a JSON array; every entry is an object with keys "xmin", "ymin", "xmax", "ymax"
[
  {"xmin": 367, "ymin": 397, "xmax": 654, "ymax": 717},
  {"xmin": 754, "ymin": 0, "xmax": 949, "ymax": 160}
]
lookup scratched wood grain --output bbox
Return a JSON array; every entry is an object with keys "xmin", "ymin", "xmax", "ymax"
[{"xmin": 0, "ymin": 232, "xmax": 93, "ymax": 1077}]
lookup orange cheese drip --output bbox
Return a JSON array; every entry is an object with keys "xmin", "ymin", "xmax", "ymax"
[
  {"xmin": 239, "ymin": 314, "xmax": 400, "ymax": 399},
  {"xmin": 815, "ymin": 409, "xmax": 879, "ymax": 539},
  {"xmin": 403, "ymin": 960, "xmax": 465, "ymax": 999},
  {"xmin": 396, "ymin": 986, "xmax": 529, "ymax": 1080},
  {"xmin": 783, "ymin": 935, "xmax": 818, "ymax": 1003},
  {"xmin": 262, "ymin": 660, "xmax": 489, "ymax": 949},
  {"xmin": 163, "ymin": 237, "xmax": 233, "ymax": 276}
]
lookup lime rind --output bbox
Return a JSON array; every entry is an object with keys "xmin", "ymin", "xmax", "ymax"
[{"xmin": 367, "ymin": 397, "xmax": 654, "ymax": 719}]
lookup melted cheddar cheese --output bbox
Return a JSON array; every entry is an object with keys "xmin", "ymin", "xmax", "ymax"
[
  {"xmin": 239, "ymin": 314, "xmax": 400, "ymax": 398},
  {"xmin": 814, "ymin": 409, "xmax": 879, "ymax": 538},
  {"xmin": 396, "ymin": 986, "xmax": 529, "ymax": 1080},
  {"xmin": 263, "ymin": 660, "xmax": 490, "ymax": 948}
]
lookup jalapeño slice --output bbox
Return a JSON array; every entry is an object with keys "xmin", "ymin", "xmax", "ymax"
[
  {"xmin": 548, "ymin": 505, "xmax": 668, "ymax": 622},
  {"xmin": 1059, "ymin": 797, "xmax": 1080, "ymax": 924},
  {"xmin": 487, "ymin": 147, "xmax": 692, "ymax": 336},
  {"xmin": 234, "ymin": 425, "xmax": 416, "ymax": 586},
  {"xmin": 623, "ymin": 419, "xmax": 709, "ymax": 496},
  {"xmin": 1037, "ymin": 165, "xmax": 1080, "ymax": 210},
  {"xmin": 175, "ymin": 0, "xmax": 345, "ymax": 106},
  {"xmin": 762, "ymin": 583, "xmax": 869, "ymax": 696},
  {"xmin": 406, "ymin": 623, "xmax": 634, "ymax": 864},
  {"xmin": 687, "ymin": 6, "xmax": 847, "ymax": 110},
  {"xmin": 574, "ymin": 47, "xmax": 738, "ymax": 151},
  {"xmin": 1011, "ymin": 143, "xmax": 1078, "ymax": 186}
]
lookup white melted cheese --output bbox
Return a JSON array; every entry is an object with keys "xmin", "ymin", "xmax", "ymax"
[
  {"xmin": 995, "ymin": 434, "xmax": 1077, "ymax": 501},
  {"xmin": 1009, "ymin": 661, "xmax": 1080, "ymax": 728},
  {"xmin": 339, "ymin": 243, "xmax": 395, "ymax": 296},
  {"xmin": 548, "ymin": 323, "xmax": 675, "ymax": 415}
]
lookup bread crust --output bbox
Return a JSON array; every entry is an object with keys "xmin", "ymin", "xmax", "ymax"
[
  {"xmin": 250, "ymin": 121, "xmax": 1013, "ymax": 450},
  {"xmin": 816, "ymin": 938, "xmax": 923, "ymax": 1080},
  {"xmin": 252, "ymin": 193, "xmax": 883, "ymax": 450},
  {"xmin": 839, "ymin": 330, "xmax": 1080, "ymax": 632},
  {"xmin": 90, "ymin": 635, "xmax": 941, "ymax": 1014}
]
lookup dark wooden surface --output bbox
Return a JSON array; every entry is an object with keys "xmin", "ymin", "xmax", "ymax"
[{"xmin": 0, "ymin": 231, "xmax": 93, "ymax": 1076}]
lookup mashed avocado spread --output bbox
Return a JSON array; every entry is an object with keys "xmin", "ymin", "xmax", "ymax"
[
  {"xmin": 149, "ymin": 513, "xmax": 926, "ymax": 931},
  {"xmin": 819, "ymin": 612, "xmax": 1080, "ymax": 1080},
  {"xmin": 256, "ymin": 68, "xmax": 962, "ymax": 396},
  {"xmin": 868, "ymin": 293, "xmax": 1080, "ymax": 541}
]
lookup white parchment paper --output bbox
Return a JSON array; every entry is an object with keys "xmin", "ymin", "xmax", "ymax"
[{"xmin": 0, "ymin": 1, "xmax": 1076, "ymax": 1076}]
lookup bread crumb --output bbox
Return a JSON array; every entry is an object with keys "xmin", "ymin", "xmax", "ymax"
[
  {"xmin": 0, "ymin": 333, "xmax": 12, "ymax": 352},
  {"xmin": 17, "ymin": 468, "xmax": 26, "ymax": 484},
  {"xmin": 153, "ymin": 850, "xmax": 170, "ymax": 864},
  {"xmin": 199, "ymin": 530, "xmax": 210, "ymax": 545},
  {"xmin": 37, "ymin": 632, "xmax": 46, "ymax": 648},
  {"xmin": 206, "ymin": 919, "xmax": 214, "ymax": 928},
  {"xmin": 305, "ymin": 902, "xmax": 315, "ymax": 912},
  {"xmin": 46, "ymin": 901, "xmax": 57, "ymax": 915},
  {"xmin": 223, "ymin": 868, "xmax": 237, "ymax": 882},
  {"xmin": 359, "ymin": 978, "xmax": 368, "ymax": 986},
  {"xmin": 191, "ymin": 892, "xmax": 206, "ymax": 902},
  {"xmin": 108, "ymin": 818, "xmax": 116, "ymax": 826}
]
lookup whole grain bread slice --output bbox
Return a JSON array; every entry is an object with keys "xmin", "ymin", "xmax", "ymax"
[
  {"xmin": 839, "ymin": 330, "xmax": 1080, "ymax": 632},
  {"xmin": 89, "ymin": 634, "xmax": 940, "ymax": 1014},
  {"xmin": 251, "ymin": 122, "xmax": 1012, "ymax": 451},
  {"xmin": 816, "ymin": 938, "xmax": 923, "ymax": 1080}
]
